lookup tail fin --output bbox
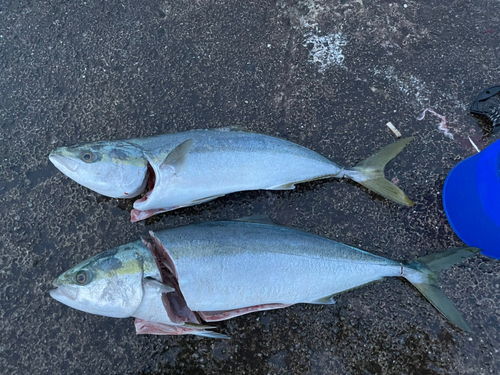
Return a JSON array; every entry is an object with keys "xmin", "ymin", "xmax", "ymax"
[
  {"xmin": 344, "ymin": 137, "xmax": 415, "ymax": 206},
  {"xmin": 403, "ymin": 247, "xmax": 480, "ymax": 332}
]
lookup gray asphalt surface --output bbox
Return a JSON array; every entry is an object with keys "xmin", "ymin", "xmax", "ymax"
[{"xmin": 1, "ymin": 1, "xmax": 499, "ymax": 374}]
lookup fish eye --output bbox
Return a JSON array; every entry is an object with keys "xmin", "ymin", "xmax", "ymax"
[
  {"xmin": 75, "ymin": 270, "xmax": 91, "ymax": 285},
  {"xmin": 81, "ymin": 152, "xmax": 94, "ymax": 163}
]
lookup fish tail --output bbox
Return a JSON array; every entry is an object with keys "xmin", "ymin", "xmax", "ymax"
[
  {"xmin": 344, "ymin": 137, "xmax": 415, "ymax": 206},
  {"xmin": 403, "ymin": 247, "xmax": 480, "ymax": 332}
]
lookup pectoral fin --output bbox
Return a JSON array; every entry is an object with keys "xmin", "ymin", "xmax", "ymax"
[
  {"xmin": 160, "ymin": 139, "xmax": 193, "ymax": 173},
  {"xmin": 143, "ymin": 277, "xmax": 175, "ymax": 294}
]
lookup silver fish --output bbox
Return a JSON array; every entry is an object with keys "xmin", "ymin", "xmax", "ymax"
[
  {"xmin": 50, "ymin": 220, "xmax": 478, "ymax": 338},
  {"xmin": 49, "ymin": 129, "xmax": 415, "ymax": 221}
]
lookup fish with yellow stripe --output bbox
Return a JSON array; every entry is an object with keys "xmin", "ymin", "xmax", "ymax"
[
  {"xmin": 50, "ymin": 220, "xmax": 478, "ymax": 338},
  {"xmin": 49, "ymin": 129, "xmax": 415, "ymax": 221}
]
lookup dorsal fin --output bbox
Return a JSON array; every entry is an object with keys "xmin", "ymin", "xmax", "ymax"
[
  {"xmin": 234, "ymin": 214, "xmax": 276, "ymax": 225},
  {"xmin": 212, "ymin": 125, "xmax": 245, "ymax": 132}
]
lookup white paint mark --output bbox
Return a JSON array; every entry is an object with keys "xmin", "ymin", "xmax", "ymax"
[
  {"xmin": 304, "ymin": 32, "xmax": 347, "ymax": 73},
  {"xmin": 417, "ymin": 108, "xmax": 454, "ymax": 140},
  {"xmin": 468, "ymin": 136, "xmax": 480, "ymax": 153},
  {"xmin": 386, "ymin": 122, "xmax": 402, "ymax": 138}
]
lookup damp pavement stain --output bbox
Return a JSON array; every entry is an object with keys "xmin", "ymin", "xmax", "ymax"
[{"xmin": 1, "ymin": 0, "xmax": 500, "ymax": 374}]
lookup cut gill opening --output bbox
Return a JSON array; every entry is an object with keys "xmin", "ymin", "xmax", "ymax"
[
  {"xmin": 142, "ymin": 233, "xmax": 200, "ymax": 325},
  {"xmin": 135, "ymin": 162, "xmax": 156, "ymax": 204}
]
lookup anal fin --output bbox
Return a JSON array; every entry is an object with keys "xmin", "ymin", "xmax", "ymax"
[
  {"xmin": 190, "ymin": 194, "xmax": 225, "ymax": 204},
  {"xmin": 267, "ymin": 183, "xmax": 296, "ymax": 190},
  {"xmin": 309, "ymin": 295, "xmax": 336, "ymax": 305}
]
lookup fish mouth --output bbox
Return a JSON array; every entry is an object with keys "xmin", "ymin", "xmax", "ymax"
[
  {"xmin": 49, "ymin": 152, "xmax": 80, "ymax": 173},
  {"xmin": 49, "ymin": 284, "xmax": 79, "ymax": 301}
]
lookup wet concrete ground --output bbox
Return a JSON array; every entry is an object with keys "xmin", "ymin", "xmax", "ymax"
[{"xmin": 1, "ymin": 0, "xmax": 499, "ymax": 374}]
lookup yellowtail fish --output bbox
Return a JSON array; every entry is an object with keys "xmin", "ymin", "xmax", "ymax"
[
  {"xmin": 50, "ymin": 220, "xmax": 477, "ymax": 338},
  {"xmin": 49, "ymin": 129, "xmax": 415, "ymax": 221}
]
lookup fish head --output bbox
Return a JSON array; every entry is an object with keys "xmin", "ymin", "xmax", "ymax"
[
  {"xmin": 50, "ymin": 242, "xmax": 147, "ymax": 318},
  {"xmin": 49, "ymin": 141, "xmax": 148, "ymax": 198}
]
